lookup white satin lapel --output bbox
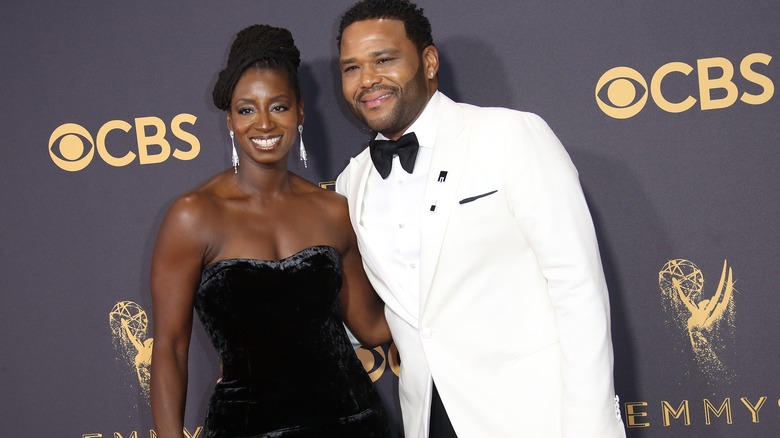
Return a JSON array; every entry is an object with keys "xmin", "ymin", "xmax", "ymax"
[
  {"xmin": 349, "ymin": 156, "xmax": 419, "ymax": 326},
  {"xmin": 350, "ymin": 156, "xmax": 371, "ymax": 235},
  {"xmin": 419, "ymin": 99, "xmax": 469, "ymax": 313}
]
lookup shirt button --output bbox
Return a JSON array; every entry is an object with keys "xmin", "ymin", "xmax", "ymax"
[
  {"xmin": 397, "ymin": 180, "xmax": 405, "ymax": 187},
  {"xmin": 398, "ymin": 223, "xmax": 405, "ymax": 229},
  {"xmin": 409, "ymin": 263, "xmax": 416, "ymax": 269}
]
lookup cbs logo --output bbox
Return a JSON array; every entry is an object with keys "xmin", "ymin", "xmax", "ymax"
[
  {"xmin": 49, "ymin": 114, "xmax": 200, "ymax": 172},
  {"xmin": 596, "ymin": 53, "xmax": 774, "ymax": 119}
]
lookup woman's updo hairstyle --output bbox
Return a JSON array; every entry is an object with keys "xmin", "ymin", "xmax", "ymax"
[{"xmin": 212, "ymin": 24, "xmax": 301, "ymax": 111}]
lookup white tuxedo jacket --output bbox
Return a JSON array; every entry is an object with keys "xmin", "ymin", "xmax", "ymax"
[{"xmin": 337, "ymin": 94, "xmax": 626, "ymax": 438}]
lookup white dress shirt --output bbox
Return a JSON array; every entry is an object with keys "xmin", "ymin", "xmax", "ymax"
[{"xmin": 360, "ymin": 92, "xmax": 442, "ymax": 320}]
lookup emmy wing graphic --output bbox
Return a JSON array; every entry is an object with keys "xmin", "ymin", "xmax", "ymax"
[
  {"xmin": 109, "ymin": 301, "xmax": 153, "ymax": 403},
  {"xmin": 659, "ymin": 259, "xmax": 736, "ymax": 383}
]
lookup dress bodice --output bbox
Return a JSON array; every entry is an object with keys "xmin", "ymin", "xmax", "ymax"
[{"xmin": 193, "ymin": 245, "xmax": 388, "ymax": 437}]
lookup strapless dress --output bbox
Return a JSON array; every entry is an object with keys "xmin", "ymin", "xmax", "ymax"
[{"xmin": 195, "ymin": 245, "xmax": 389, "ymax": 437}]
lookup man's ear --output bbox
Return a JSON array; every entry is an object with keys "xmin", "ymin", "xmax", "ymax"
[{"xmin": 422, "ymin": 45, "xmax": 439, "ymax": 79}]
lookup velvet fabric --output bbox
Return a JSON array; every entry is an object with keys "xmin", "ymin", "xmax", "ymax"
[{"xmin": 195, "ymin": 245, "xmax": 390, "ymax": 437}]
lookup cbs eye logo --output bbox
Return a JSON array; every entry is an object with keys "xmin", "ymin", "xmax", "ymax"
[
  {"xmin": 595, "ymin": 67, "xmax": 649, "ymax": 119},
  {"xmin": 49, "ymin": 114, "xmax": 200, "ymax": 172},
  {"xmin": 595, "ymin": 52, "xmax": 774, "ymax": 119}
]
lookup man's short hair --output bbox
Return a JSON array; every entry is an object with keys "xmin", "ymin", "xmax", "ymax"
[{"xmin": 337, "ymin": 0, "xmax": 434, "ymax": 52}]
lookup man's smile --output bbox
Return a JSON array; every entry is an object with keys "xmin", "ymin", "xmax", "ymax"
[{"xmin": 359, "ymin": 88, "xmax": 396, "ymax": 110}]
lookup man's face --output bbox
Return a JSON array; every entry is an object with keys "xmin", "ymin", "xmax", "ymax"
[{"xmin": 339, "ymin": 19, "xmax": 436, "ymax": 140}]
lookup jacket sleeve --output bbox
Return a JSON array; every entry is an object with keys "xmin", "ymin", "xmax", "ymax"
[{"xmin": 503, "ymin": 112, "xmax": 626, "ymax": 438}]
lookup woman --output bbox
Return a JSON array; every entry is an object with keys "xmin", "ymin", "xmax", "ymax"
[{"xmin": 150, "ymin": 24, "xmax": 391, "ymax": 437}]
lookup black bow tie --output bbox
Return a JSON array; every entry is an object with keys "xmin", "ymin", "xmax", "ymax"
[{"xmin": 369, "ymin": 132, "xmax": 420, "ymax": 179}]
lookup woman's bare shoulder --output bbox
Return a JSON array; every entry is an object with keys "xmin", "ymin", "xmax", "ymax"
[{"xmin": 164, "ymin": 172, "xmax": 234, "ymax": 229}]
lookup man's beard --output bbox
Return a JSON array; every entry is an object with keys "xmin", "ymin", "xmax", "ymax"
[{"xmin": 352, "ymin": 64, "xmax": 428, "ymax": 137}]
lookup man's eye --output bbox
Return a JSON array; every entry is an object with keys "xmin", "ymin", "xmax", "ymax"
[{"xmin": 343, "ymin": 65, "xmax": 357, "ymax": 73}]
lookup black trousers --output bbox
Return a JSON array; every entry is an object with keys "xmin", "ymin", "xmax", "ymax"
[{"xmin": 429, "ymin": 381, "xmax": 458, "ymax": 438}]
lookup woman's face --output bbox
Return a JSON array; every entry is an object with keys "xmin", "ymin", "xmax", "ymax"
[{"xmin": 227, "ymin": 68, "xmax": 303, "ymax": 168}]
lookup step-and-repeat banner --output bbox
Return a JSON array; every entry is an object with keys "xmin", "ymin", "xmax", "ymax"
[{"xmin": 1, "ymin": 2, "xmax": 777, "ymax": 437}]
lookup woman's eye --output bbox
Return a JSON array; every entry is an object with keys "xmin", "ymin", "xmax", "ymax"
[
  {"xmin": 271, "ymin": 105, "xmax": 289, "ymax": 112},
  {"xmin": 238, "ymin": 107, "xmax": 254, "ymax": 115}
]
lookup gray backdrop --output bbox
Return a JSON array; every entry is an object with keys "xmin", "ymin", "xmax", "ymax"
[{"xmin": 1, "ymin": 1, "xmax": 778, "ymax": 437}]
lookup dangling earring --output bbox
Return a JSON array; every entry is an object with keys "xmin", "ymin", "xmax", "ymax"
[
  {"xmin": 230, "ymin": 131, "xmax": 239, "ymax": 173},
  {"xmin": 298, "ymin": 125, "xmax": 307, "ymax": 168}
]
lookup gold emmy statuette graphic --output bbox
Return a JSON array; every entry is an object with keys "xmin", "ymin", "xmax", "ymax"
[
  {"xmin": 658, "ymin": 259, "xmax": 736, "ymax": 382},
  {"xmin": 110, "ymin": 301, "xmax": 153, "ymax": 403}
]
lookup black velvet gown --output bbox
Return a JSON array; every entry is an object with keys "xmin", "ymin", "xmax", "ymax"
[{"xmin": 195, "ymin": 245, "xmax": 390, "ymax": 437}]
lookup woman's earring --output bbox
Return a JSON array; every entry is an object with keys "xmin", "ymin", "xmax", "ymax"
[
  {"xmin": 230, "ymin": 131, "xmax": 239, "ymax": 173},
  {"xmin": 298, "ymin": 125, "xmax": 307, "ymax": 168}
]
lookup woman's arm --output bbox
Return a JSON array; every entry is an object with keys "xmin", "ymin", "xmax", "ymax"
[{"xmin": 149, "ymin": 195, "xmax": 208, "ymax": 437}]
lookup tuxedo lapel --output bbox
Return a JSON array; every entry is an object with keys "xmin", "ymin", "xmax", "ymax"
[
  {"xmin": 347, "ymin": 153, "xmax": 419, "ymax": 326},
  {"xmin": 419, "ymin": 97, "xmax": 470, "ymax": 313},
  {"xmin": 348, "ymin": 154, "xmax": 371, "ymax": 237}
]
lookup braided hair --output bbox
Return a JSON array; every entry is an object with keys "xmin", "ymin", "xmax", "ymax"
[{"xmin": 212, "ymin": 24, "xmax": 301, "ymax": 111}]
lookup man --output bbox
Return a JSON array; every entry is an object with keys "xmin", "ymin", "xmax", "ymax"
[{"xmin": 335, "ymin": 1, "xmax": 626, "ymax": 437}]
